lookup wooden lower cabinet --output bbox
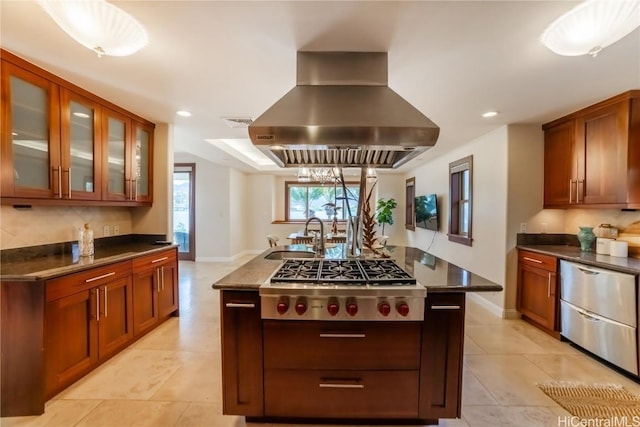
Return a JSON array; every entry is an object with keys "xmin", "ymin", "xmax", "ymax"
[
  {"xmin": 516, "ymin": 250, "xmax": 559, "ymax": 336},
  {"xmin": 419, "ymin": 292, "xmax": 465, "ymax": 419},
  {"xmin": 220, "ymin": 290, "xmax": 264, "ymax": 416},
  {"xmin": 220, "ymin": 291, "xmax": 466, "ymax": 422},
  {"xmin": 44, "ymin": 263, "xmax": 133, "ymax": 398},
  {"xmin": 132, "ymin": 247, "xmax": 179, "ymax": 336}
]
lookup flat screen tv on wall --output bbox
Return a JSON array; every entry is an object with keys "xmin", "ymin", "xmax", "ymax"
[{"xmin": 415, "ymin": 193, "xmax": 439, "ymax": 231}]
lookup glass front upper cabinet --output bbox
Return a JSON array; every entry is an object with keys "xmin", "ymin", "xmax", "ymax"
[
  {"xmin": 132, "ymin": 122, "xmax": 153, "ymax": 203},
  {"xmin": 60, "ymin": 89, "xmax": 101, "ymax": 200},
  {"xmin": 103, "ymin": 109, "xmax": 131, "ymax": 201},
  {"xmin": 1, "ymin": 62, "xmax": 61, "ymax": 199}
]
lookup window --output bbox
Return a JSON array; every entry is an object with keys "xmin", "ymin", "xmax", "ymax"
[
  {"xmin": 285, "ymin": 181, "xmax": 360, "ymax": 221},
  {"xmin": 449, "ymin": 155, "xmax": 473, "ymax": 246},
  {"xmin": 405, "ymin": 177, "xmax": 415, "ymax": 230}
]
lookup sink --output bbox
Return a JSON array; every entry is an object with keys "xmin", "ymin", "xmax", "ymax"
[{"xmin": 265, "ymin": 251, "xmax": 316, "ymax": 260}]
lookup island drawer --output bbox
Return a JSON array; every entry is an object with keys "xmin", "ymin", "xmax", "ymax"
[
  {"xmin": 263, "ymin": 320, "xmax": 421, "ymax": 370},
  {"xmin": 264, "ymin": 368, "xmax": 419, "ymax": 418}
]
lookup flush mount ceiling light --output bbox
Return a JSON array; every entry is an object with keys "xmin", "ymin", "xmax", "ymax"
[
  {"xmin": 482, "ymin": 111, "xmax": 498, "ymax": 118},
  {"xmin": 176, "ymin": 110, "xmax": 192, "ymax": 117},
  {"xmin": 38, "ymin": 0, "xmax": 148, "ymax": 57},
  {"xmin": 541, "ymin": 0, "xmax": 640, "ymax": 57}
]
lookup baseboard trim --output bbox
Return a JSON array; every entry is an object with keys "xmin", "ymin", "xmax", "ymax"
[{"xmin": 466, "ymin": 293, "xmax": 518, "ymax": 320}]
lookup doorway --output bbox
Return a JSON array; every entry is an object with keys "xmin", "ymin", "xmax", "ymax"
[{"xmin": 173, "ymin": 164, "xmax": 195, "ymax": 261}]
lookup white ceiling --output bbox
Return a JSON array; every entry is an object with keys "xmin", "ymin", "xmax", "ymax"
[{"xmin": 2, "ymin": 1, "xmax": 639, "ymax": 175}]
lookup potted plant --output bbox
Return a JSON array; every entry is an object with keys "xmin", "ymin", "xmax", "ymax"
[{"xmin": 376, "ymin": 198, "xmax": 397, "ymax": 236}]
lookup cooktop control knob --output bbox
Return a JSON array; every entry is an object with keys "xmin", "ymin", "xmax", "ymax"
[
  {"xmin": 397, "ymin": 302, "xmax": 410, "ymax": 317},
  {"xmin": 378, "ymin": 302, "xmax": 391, "ymax": 317},
  {"xmin": 295, "ymin": 299, "xmax": 307, "ymax": 315},
  {"xmin": 327, "ymin": 299, "xmax": 340, "ymax": 316},
  {"xmin": 346, "ymin": 300, "xmax": 358, "ymax": 317},
  {"xmin": 276, "ymin": 298, "xmax": 289, "ymax": 315}
]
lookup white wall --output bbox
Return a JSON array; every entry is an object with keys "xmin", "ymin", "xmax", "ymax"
[
  {"xmin": 229, "ymin": 168, "xmax": 248, "ymax": 257},
  {"xmin": 406, "ymin": 127, "xmax": 510, "ymax": 309}
]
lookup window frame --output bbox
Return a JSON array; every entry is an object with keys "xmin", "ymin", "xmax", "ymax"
[
  {"xmin": 284, "ymin": 180, "xmax": 360, "ymax": 222},
  {"xmin": 448, "ymin": 155, "xmax": 473, "ymax": 246}
]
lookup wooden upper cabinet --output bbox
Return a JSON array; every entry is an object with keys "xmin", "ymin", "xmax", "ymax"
[
  {"xmin": 543, "ymin": 90, "xmax": 640, "ymax": 209},
  {"xmin": 0, "ymin": 49, "xmax": 154, "ymax": 206},
  {"xmin": 1, "ymin": 61, "xmax": 61, "ymax": 199}
]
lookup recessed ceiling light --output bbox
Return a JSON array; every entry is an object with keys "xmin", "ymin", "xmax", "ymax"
[
  {"xmin": 176, "ymin": 110, "xmax": 192, "ymax": 117},
  {"xmin": 482, "ymin": 111, "xmax": 498, "ymax": 118}
]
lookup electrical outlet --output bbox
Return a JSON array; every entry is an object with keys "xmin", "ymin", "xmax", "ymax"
[
  {"xmin": 103, "ymin": 225, "xmax": 110, "ymax": 237},
  {"xmin": 541, "ymin": 222, "xmax": 548, "ymax": 233},
  {"xmin": 113, "ymin": 225, "xmax": 120, "ymax": 235},
  {"xmin": 520, "ymin": 223, "xmax": 527, "ymax": 233}
]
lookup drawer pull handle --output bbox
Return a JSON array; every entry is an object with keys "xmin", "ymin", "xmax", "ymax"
[
  {"xmin": 151, "ymin": 256, "xmax": 169, "ymax": 264},
  {"xmin": 85, "ymin": 272, "xmax": 116, "ymax": 283},
  {"xmin": 319, "ymin": 383, "xmax": 364, "ymax": 389},
  {"xmin": 225, "ymin": 303, "xmax": 256, "ymax": 308},
  {"xmin": 523, "ymin": 257, "xmax": 543, "ymax": 264},
  {"xmin": 577, "ymin": 267, "xmax": 599, "ymax": 275},
  {"xmin": 319, "ymin": 333, "xmax": 366, "ymax": 338},
  {"xmin": 431, "ymin": 305, "xmax": 461, "ymax": 310}
]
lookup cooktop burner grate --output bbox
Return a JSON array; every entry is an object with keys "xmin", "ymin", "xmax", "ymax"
[{"xmin": 270, "ymin": 259, "xmax": 416, "ymax": 286}]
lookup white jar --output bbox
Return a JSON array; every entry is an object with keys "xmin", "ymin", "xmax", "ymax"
[
  {"xmin": 596, "ymin": 238, "xmax": 613, "ymax": 255},
  {"xmin": 610, "ymin": 241, "xmax": 629, "ymax": 258}
]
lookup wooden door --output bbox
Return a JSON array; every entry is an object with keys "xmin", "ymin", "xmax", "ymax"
[
  {"xmin": 98, "ymin": 277, "xmax": 134, "ymax": 359},
  {"xmin": 517, "ymin": 264, "xmax": 556, "ymax": 330},
  {"xmin": 221, "ymin": 290, "xmax": 264, "ymax": 416},
  {"xmin": 1, "ymin": 60, "xmax": 61, "ymax": 199},
  {"xmin": 419, "ymin": 293, "xmax": 465, "ymax": 420},
  {"xmin": 132, "ymin": 268, "xmax": 159, "ymax": 336},
  {"xmin": 45, "ymin": 289, "xmax": 98, "ymax": 397},
  {"xmin": 158, "ymin": 261, "xmax": 179, "ymax": 318},
  {"xmin": 60, "ymin": 88, "xmax": 102, "ymax": 201},
  {"xmin": 543, "ymin": 120, "xmax": 576, "ymax": 207},
  {"xmin": 579, "ymin": 101, "xmax": 629, "ymax": 205}
]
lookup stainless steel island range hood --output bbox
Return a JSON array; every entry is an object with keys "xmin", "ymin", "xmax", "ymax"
[{"xmin": 249, "ymin": 51, "xmax": 439, "ymax": 169}]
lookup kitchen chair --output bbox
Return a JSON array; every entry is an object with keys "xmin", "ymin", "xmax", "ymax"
[{"xmin": 267, "ymin": 235, "xmax": 279, "ymax": 247}]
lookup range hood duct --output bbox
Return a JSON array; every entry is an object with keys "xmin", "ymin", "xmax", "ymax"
[{"xmin": 248, "ymin": 51, "xmax": 439, "ymax": 169}]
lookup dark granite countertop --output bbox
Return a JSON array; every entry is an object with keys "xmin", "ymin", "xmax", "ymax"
[
  {"xmin": 1, "ymin": 236, "xmax": 177, "ymax": 281},
  {"xmin": 212, "ymin": 244, "xmax": 503, "ymax": 293},
  {"xmin": 517, "ymin": 244, "xmax": 640, "ymax": 275}
]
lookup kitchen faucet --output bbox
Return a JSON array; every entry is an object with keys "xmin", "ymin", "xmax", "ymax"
[{"xmin": 304, "ymin": 216, "xmax": 324, "ymax": 256}]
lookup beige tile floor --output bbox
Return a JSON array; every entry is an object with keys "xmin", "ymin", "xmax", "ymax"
[{"xmin": 3, "ymin": 257, "xmax": 640, "ymax": 427}]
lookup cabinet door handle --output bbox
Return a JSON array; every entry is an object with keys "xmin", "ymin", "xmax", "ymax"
[
  {"xmin": 156, "ymin": 268, "xmax": 161, "ymax": 292},
  {"xmin": 68, "ymin": 167, "xmax": 72, "ymax": 198},
  {"xmin": 523, "ymin": 256, "xmax": 543, "ymax": 264},
  {"xmin": 547, "ymin": 273, "xmax": 551, "ymax": 298},
  {"xmin": 85, "ymin": 272, "xmax": 116, "ymax": 283},
  {"xmin": 568, "ymin": 179, "xmax": 574, "ymax": 203},
  {"xmin": 577, "ymin": 179, "xmax": 584, "ymax": 203},
  {"xmin": 225, "ymin": 303, "xmax": 256, "ymax": 308},
  {"xmin": 103, "ymin": 286, "xmax": 108, "ymax": 317},
  {"xmin": 431, "ymin": 305, "xmax": 461, "ymax": 310},
  {"xmin": 319, "ymin": 383, "xmax": 364, "ymax": 389},
  {"xmin": 319, "ymin": 333, "xmax": 366, "ymax": 338},
  {"xmin": 161, "ymin": 266, "xmax": 165, "ymax": 290},
  {"xmin": 52, "ymin": 166, "xmax": 62, "ymax": 198},
  {"xmin": 95, "ymin": 288, "xmax": 100, "ymax": 321},
  {"xmin": 151, "ymin": 256, "xmax": 169, "ymax": 264},
  {"xmin": 133, "ymin": 179, "xmax": 137, "ymax": 201}
]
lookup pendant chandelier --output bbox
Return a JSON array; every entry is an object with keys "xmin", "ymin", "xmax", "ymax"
[
  {"xmin": 297, "ymin": 167, "xmax": 341, "ymax": 184},
  {"xmin": 541, "ymin": 0, "xmax": 640, "ymax": 57},
  {"xmin": 38, "ymin": 0, "xmax": 149, "ymax": 57}
]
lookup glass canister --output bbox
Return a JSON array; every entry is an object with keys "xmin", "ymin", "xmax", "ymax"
[
  {"xmin": 577, "ymin": 226, "xmax": 596, "ymax": 252},
  {"xmin": 78, "ymin": 223, "xmax": 94, "ymax": 257}
]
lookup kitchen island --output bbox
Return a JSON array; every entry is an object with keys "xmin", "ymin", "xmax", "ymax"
[{"xmin": 213, "ymin": 245, "xmax": 502, "ymax": 425}]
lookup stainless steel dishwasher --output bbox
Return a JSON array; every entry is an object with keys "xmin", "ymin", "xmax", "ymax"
[{"xmin": 560, "ymin": 260, "xmax": 638, "ymax": 375}]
